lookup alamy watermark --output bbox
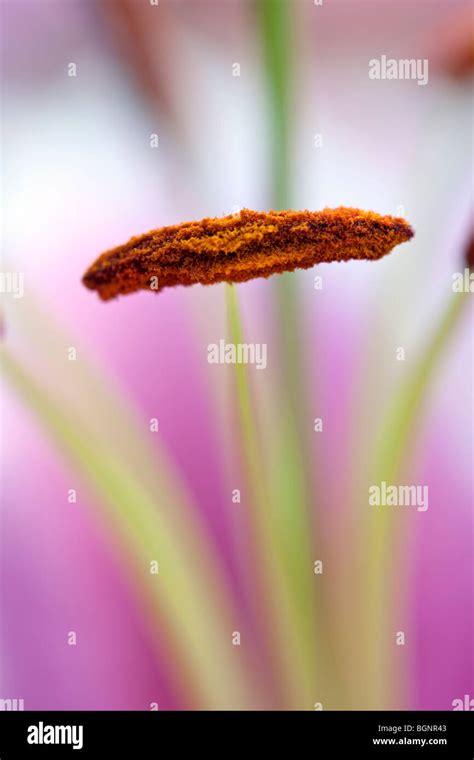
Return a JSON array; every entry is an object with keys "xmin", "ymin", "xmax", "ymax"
[
  {"xmin": 0, "ymin": 697, "xmax": 24, "ymax": 710},
  {"xmin": 452, "ymin": 694, "xmax": 474, "ymax": 710},
  {"xmin": 369, "ymin": 55, "xmax": 429, "ymax": 86},
  {"xmin": 207, "ymin": 339, "xmax": 267, "ymax": 370},
  {"xmin": 27, "ymin": 722, "xmax": 83, "ymax": 750},
  {"xmin": 452, "ymin": 268, "xmax": 473, "ymax": 293},
  {"xmin": 369, "ymin": 481, "xmax": 429, "ymax": 512},
  {"xmin": 0, "ymin": 272, "xmax": 24, "ymax": 299}
]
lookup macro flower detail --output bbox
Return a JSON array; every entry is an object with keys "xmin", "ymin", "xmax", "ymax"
[{"xmin": 82, "ymin": 207, "xmax": 414, "ymax": 300}]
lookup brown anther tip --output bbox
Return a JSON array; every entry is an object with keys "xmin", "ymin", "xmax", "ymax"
[
  {"xmin": 82, "ymin": 208, "xmax": 414, "ymax": 301},
  {"xmin": 465, "ymin": 232, "xmax": 474, "ymax": 271}
]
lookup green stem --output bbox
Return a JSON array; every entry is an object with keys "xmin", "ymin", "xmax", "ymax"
[
  {"xmin": 226, "ymin": 284, "xmax": 320, "ymax": 707},
  {"xmin": 226, "ymin": 284, "xmax": 262, "ymax": 492},
  {"xmin": 1, "ymin": 348, "xmax": 262, "ymax": 709},
  {"xmin": 258, "ymin": 0, "xmax": 291, "ymax": 210},
  {"xmin": 365, "ymin": 289, "xmax": 470, "ymax": 707},
  {"xmin": 258, "ymin": 0, "xmax": 326, "ymax": 707}
]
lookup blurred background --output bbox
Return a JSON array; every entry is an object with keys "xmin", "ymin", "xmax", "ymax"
[{"xmin": 1, "ymin": 0, "xmax": 472, "ymax": 710}]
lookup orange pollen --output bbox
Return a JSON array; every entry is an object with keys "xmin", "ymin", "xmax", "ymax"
[{"xmin": 82, "ymin": 207, "xmax": 414, "ymax": 301}]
